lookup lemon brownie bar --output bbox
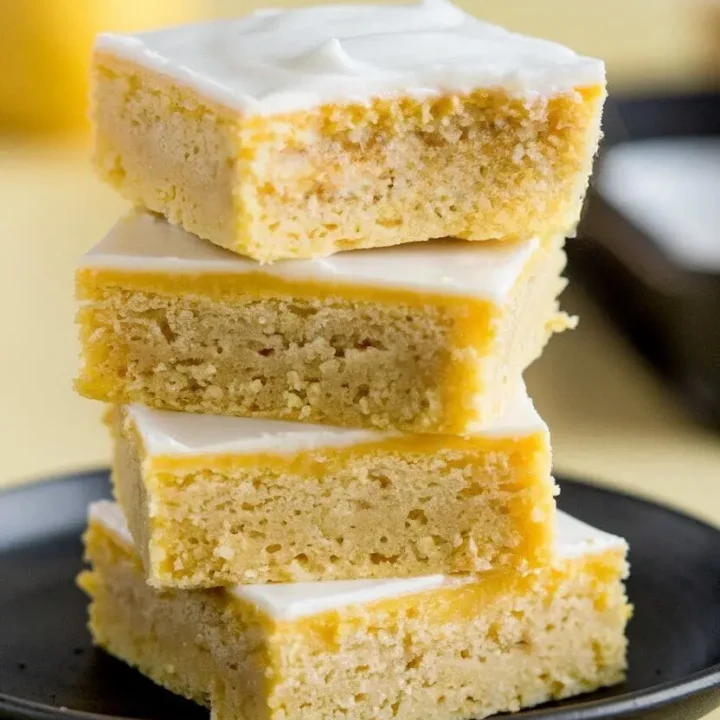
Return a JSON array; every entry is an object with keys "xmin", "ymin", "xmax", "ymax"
[
  {"xmin": 80, "ymin": 501, "xmax": 630, "ymax": 720},
  {"xmin": 76, "ymin": 212, "xmax": 573, "ymax": 434},
  {"xmin": 91, "ymin": 1, "xmax": 606, "ymax": 261},
  {"xmin": 108, "ymin": 384, "xmax": 553, "ymax": 587}
]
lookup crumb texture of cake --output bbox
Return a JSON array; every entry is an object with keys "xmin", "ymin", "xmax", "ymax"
[
  {"xmin": 75, "ymin": 213, "xmax": 573, "ymax": 434},
  {"xmin": 80, "ymin": 502, "xmax": 630, "ymax": 720},
  {"xmin": 108, "ymin": 384, "xmax": 554, "ymax": 586},
  {"xmin": 91, "ymin": 1, "xmax": 605, "ymax": 260}
]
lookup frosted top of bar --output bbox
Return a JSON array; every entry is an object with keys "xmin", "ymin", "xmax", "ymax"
[
  {"xmin": 94, "ymin": 0, "xmax": 604, "ymax": 115},
  {"xmin": 81, "ymin": 212, "xmax": 542, "ymax": 302},
  {"xmin": 90, "ymin": 501, "xmax": 627, "ymax": 620},
  {"xmin": 125, "ymin": 383, "xmax": 545, "ymax": 457}
]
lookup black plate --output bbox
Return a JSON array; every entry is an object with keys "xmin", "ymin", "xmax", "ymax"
[{"xmin": 0, "ymin": 469, "xmax": 719, "ymax": 720}]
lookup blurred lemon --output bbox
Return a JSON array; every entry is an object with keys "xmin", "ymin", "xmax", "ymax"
[{"xmin": 0, "ymin": 0, "xmax": 204, "ymax": 135}]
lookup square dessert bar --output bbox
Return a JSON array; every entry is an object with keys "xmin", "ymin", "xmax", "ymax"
[
  {"xmin": 80, "ymin": 502, "xmax": 630, "ymax": 720},
  {"xmin": 91, "ymin": 1, "xmax": 606, "ymax": 261},
  {"xmin": 108, "ymin": 384, "xmax": 553, "ymax": 587},
  {"xmin": 76, "ymin": 212, "xmax": 573, "ymax": 434}
]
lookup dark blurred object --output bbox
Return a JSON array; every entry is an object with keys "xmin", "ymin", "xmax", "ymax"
[{"xmin": 573, "ymin": 92, "xmax": 720, "ymax": 429}]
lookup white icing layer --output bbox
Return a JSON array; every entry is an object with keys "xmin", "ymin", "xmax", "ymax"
[
  {"xmin": 89, "ymin": 501, "xmax": 627, "ymax": 621},
  {"xmin": 239, "ymin": 574, "xmax": 454, "ymax": 621},
  {"xmin": 91, "ymin": 501, "xmax": 131, "ymax": 547},
  {"xmin": 126, "ymin": 382, "xmax": 544, "ymax": 458},
  {"xmin": 81, "ymin": 212, "xmax": 540, "ymax": 302},
  {"xmin": 127, "ymin": 404, "xmax": 392, "ymax": 457},
  {"xmin": 94, "ymin": 0, "xmax": 604, "ymax": 115}
]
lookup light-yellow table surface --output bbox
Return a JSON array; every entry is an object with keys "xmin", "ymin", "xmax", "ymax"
[{"xmin": 1, "ymin": 142, "xmax": 719, "ymax": 714}]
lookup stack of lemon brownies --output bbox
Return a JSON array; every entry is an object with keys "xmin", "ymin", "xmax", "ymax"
[{"xmin": 74, "ymin": 2, "xmax": 631, "ymax": 719}]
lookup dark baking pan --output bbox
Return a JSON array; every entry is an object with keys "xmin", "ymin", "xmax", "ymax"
[{"xmin": 572, "ymin": 91, "xmax": 720, "ymax": 428}]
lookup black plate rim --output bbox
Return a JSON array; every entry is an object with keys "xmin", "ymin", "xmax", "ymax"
[{"xmin": 1, "ymin": 469, "xmax": 719, "ymax": 720}]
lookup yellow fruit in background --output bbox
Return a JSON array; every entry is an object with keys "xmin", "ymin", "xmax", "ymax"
[{"xmin": 0, "ymin": 0, "xmax": 204, "ymax": 135}]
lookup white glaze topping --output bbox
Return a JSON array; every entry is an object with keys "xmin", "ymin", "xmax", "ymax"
[
  {"xmin": 80, "ymin": 212, "xmax": 541, "ymax": 302},
  {"xmin": 125, "ymin": 382, "xmax": 544, "ymax": 458},
  {"xmin": 95, "ymin": 0, "xmax": 603, "ymax": 115},
  {"xmin": 89, "ymin": 501, "xmax": 627, "ymax": 620}
]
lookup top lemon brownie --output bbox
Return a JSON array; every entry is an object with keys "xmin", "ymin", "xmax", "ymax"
[{"xmin": 92, "ymin": 0, "xmax": 606, "ymax": 262}]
